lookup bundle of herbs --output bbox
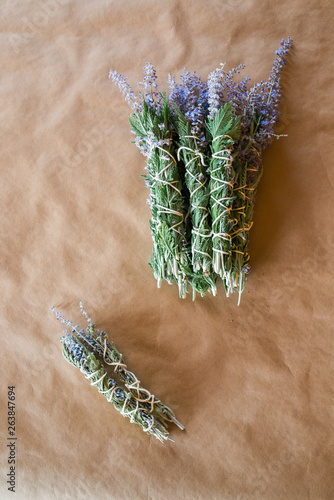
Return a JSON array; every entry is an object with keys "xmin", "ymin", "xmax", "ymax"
[
  {"xmin": 110, "ymin": 37, "xmax": 292, "ymax": 301},
  {"xmin": 52, "ymin": 304, "xmax": 184, "ymax": 442}
]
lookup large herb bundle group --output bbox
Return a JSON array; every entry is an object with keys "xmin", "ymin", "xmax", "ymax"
[{"xmin": 110, "ymin": 38, "xmax": 292, "ymax": 302}]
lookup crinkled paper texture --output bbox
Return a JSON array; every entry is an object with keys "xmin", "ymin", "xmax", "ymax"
[{"xmin": 1, "ymin": 0, "xmax": 334, "ymax": 499}]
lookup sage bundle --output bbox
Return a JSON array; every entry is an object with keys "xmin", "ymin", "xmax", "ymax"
[
  {"xmin": 206, "ymin": 103, "xmax": 241, "ymax": 288},
  {"xmin": 110, "ymin": 66, "xmax": 192, "ymax": 298},
  {"xmin": 109, "ymin": 37, "xmax": 292, "ymax": 301},
  {"xmin": 175, "ymin": 109, "xmax": 216, "ymax": 299},
  {"xmin": 130, "ymin": 96, "xmax": 191, "ymax": 297},
  {"xmin": 51, "ymin": 304, "xmax": 184, "ymax": 442}
]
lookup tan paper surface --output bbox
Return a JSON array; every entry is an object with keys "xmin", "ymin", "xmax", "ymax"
[{"xmin": 1, "ymin": 1, "xmax": 334, "ymax": 498}]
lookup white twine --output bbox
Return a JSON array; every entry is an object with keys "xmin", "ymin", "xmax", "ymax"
[
  {"xmin": 89, "ymin": 371, "xmax": 107, "ymax": 386},
  {"xmin": 103, "ymin": 339, "xmax": 160, "ymax": 412},
  {"xmin": 212, "ymin": 247, "xmax": 245, "ymax": 256},
  {"xmin": 213, "ymin": 247, "xmax": 229, "ymax": 256},
  {"xmin": 156, "ymin": 204, "xmax": 184, "ymax": 233},
  {"xmin": 151, "ymin": 175, "xmax": 182, "ymax": 196},
  {"xmin": 181, "ymin": 134, "xmax": 202, "ymax": 141},
  {"xmin": 185, "ymin": 166, "xmax": 208, "ymax": 199},
  {"xmin": 155, "ymin": 145, "xmax": 176, "ymax": 164},
  {"xmin": 193, "ymin": 248, "xmax": 212, "ymax": 259},
  {"xmin": 210, "ymin": 175, "xmax": 234, "ymax": 190},
  {"xmin": 142, "ymin": 417, "xmax": 155, "ymax": 434},
  {"xmin": 210, "ymin": 195, "xmax": 231, "ymax": 215},
  {"xmin": 212, "ymin": 230, "xmax": 231, "ymax": 241},
  {"xmin": 120, "ymin": 394, "xmax": 135, "ymax": 419},
  {"xmin": 211, "ymin": 145, "xmax": 234, "ymax": 162},
  {"xmin": 83, "ymin": 367, "xmax": 99, "ymax": 380},
  {"xmin": 151, "ymin": 146, "xmax": 183, "ymax": 196},
  {"xmin": 191, "ymin": 227, "xmax": 212, "ymax": 238},
  {"xmin": 103, "ymin": 338, "xmax": 127, "ymax": 372},
  {"xmin": 212, "ymin": 134, "xmax": 234, "ymax": 143},
  {"xmin": 177, "ymin": 145, "xmax": 206, "ymax": 168},
  {"xmin": 233, "ymin": 184, "xmax": 246, "ymax": 191}
]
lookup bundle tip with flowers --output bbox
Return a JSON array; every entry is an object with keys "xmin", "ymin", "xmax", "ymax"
[
  {"xmin": 109, "ymin": 37, "xmax": 292, "ymax": 303},
  {"xmin": 51, "ymin": 303, "xmax": 184, "ymax": 442}
]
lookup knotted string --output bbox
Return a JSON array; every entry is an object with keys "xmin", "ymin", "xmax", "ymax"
[
  {"xmin": 103, "ymin": 338, "xmax": 166, "ymax": 415},
  {"xmin": 80, "ymin": 362, "xmax": 167, "ymax": 438}
]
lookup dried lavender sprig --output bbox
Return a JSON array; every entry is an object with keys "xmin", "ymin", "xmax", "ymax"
[
  {"xmin": 168, "ymin": 69, "xmax": 208, "ymax": 139},
  {"xmin": 207, "ymin": 63, "xmax": 226, "ymax": 120},
  {"xmin": 109, "ymin": 70, "xmax": 141, "ymax": 111},
  {"xmin": 138, "ymin": 62, "xmax": 162, "ymax": 112}
]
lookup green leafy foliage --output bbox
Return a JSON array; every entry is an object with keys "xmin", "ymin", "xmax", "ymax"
[{"xmin": 128, "ymin": 98, "xmax": 277, "ymax": 301}]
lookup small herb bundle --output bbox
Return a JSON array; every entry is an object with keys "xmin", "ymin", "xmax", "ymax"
[
  {"xmin": 110, "ymin": 66, "xmax": 193, "ymax": 298},
  {"xmin": 62, "ymin": 335, "xmax": 170, "ymax": 440},
  {"xmin": 51, "ymin": 304, "xmax": 184, "ymax": 441},
  {"xmin": 128, "ymin": 96, "xmax": 191, "ymax": 297},
  {"xmin": 175, "ymin": 108, "xmax": 217, "ymax": 299},
  {"xmin": 109, "ymin": 37, "xmax": 292, "ymax": 301},
  {"xmin": 78, "ymin": 302, "xmax": 184, "ymax": 429},
  {"xmin": 206, "ymin": 103, "xmax": 241, "ymax": 287},
  {"xmin": 223, "ymin": 38, "xmax": 293, "ymax": 301}
]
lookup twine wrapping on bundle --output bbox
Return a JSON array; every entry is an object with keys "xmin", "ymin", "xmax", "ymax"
[
  {"xmin": 52, "ymin": 304, "xmax": 184, "ymax": 442},
  {"xmin": 110, "ymin": 38, "xmax": 293, "ymax": 301}
]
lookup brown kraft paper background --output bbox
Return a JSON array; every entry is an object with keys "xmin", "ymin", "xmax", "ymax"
[{"xmin": 1, "ymin": 0, "xmax": 334, "ymax": 499}]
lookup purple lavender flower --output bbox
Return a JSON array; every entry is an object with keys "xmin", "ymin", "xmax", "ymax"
[
  {"xmin": 63, "ymin": 335, "xmax": 86, "ymax": 365},
  {"xmin": 207, "ymin": 63, "xmax": 226, "ymax": 119},
  {"xmin": 138, "ymin": 63, "xmax": 161, "ymax": 110},
  {"xmin": 108, "ymin": 70, "xmax": 140, "ymax": 110},
  {"xmin": 244, "ymin": 37, "xmax": 293, "ymax": 150},
  {"xmin": 169, "ymin": 69, "xmax": 208, "ymax": 139},
  {"xmin": 224, "ymin": 64, "xmax": 250, "ymax": 116},
  {"xmin": 133, "ymin": 131, "xmax": 170, "ymax": 159}
]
